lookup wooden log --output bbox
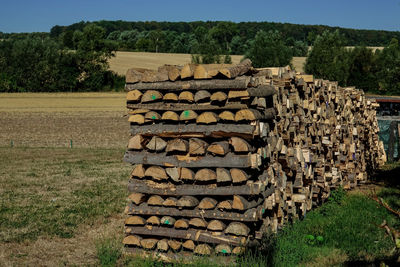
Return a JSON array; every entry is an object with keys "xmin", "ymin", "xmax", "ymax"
[
  {"xmin": 125, "ymin": 76, "xmax": 250, "ymax": 91},
  {"xmin": 225, "ymin": 222, "xmax": 250, "ymax": 236},
  {"xmin": 140, "ymin": 238, "xmax": 158, "ymax": 250},
  {"xmin": 127, "ymin": 102, "xmax": 249, "ymax": 111},
  {"xmin": 130, "ymin": 123, "xmax": 258, "ymax": 138},
  {"xmin": 179, "ymin": 110, "xmax": 198, "ymax": 121},
  {"xmin": 128, "ymin": 180, "xmax": 266, "ymax": 196},
  {"xmin": 124, "ymin": 151, "xmax": 257, "ymax": 168},
  {"xmin": 230, "ymin": 137, "xmax": 251, "ymax": 153},
  {"xmin": 128, "ymin": 193, "xmax": 146, "ymax": 205},
  {"xmin": 182, "ymin": 240, "xmax": 195, "ymax": 251},
  {"xmin": 129, "ymin": 108, "xmax": 149, "ymax": 115},
  {"xmin": 168, "ymin": 240, "xmax": 182, "ymax": 251},
  {"xmin": 228, "ymin": 86, "xmax": 275, "ymax": 98},
  {"xmin": 195, "ymin": 244, "xmax": 212, "ymax": 255},
  {"xmin": 177, "ymin": 196, "xmax": 199, "ymax": 208},
  {"xmin": 157, "ymin": 239, "xmax": 169, "ymax": 252},
  {"xmin": 174, "ymin": 219, "xmax": 189, "ymax": 229},
  {"xmin": 180, "ymin": 64, "xmax": 196, "ymax": 79},
  {"xmin": 215, "ymin": 244, "xmax": 231, "ymax": 254},
  {"xmin": 194, "ymin": 90, "xmax": 211, "ymax": 103},
  {"xmin": 130, "ymin": 164, "xmax": 145, "ymax": 179},
  {"xmin": 207, "ymin": 141, "xmax": 230, "ymax": 156},
  {"xmin": 189, "ymin": 218, "xmax": 208, "ymax": 228},
  {"xmin": 163, "ymin": 92, "xmax": 178, "ymax": 102},
  {"xmin": 194, "ymin": 64, "xmax": 231, "ymax": 79},
  {"xmin": 161, "ymin": 111, "xmax": 179, "ymax": 121},
  {"xmin": 232, "ymin": 246, "xmax": 245, "ymax": 255},
  {"xmin": 144, "ymin": 111, "xmax": 161, "ymax": 121},
  {"xmin": 180, "ymin": 167, "xmax": 195, "ymax": 181},
  {"xmin": 189, "ymin": 138, "xmax": 208, "ymax": 156},
  {"xmin": 145, "ymin": 166, "xmax": 168, "ymax": 181},
  {"xmin": 233, "ymin": 195, "xmax": 256, "ymax": 210},
  {"xmin": 127, "ymin": 90, "xmax": 143, "ymax": 102},
  {"xmin": 207, "ymin": 220, "xmax": 226, "ymax": 231},
  {"xmin": 158, "ymin": 64, "xmax": 181, "ymax": 81},
  {"xmin": 161, "ymin": 216, "xmax": 176, "ymax": 226},
  {"xmin": 166, "ymin": 139, "xmax": 188, "ymax": 153},
  {"xmin": 198, "ymin": 197, "xmax": 218, "ymax": 210},
  {"xmin": 126, "ymin": 68, "xmax": 169, "ymax": 83},
  {"xmin": 235, "ymin": 108, "xmax": 276, "ymax": 121},
  {"xmin": 141, "ymin": 90, "xmax": 163, "ymax": 103},
  {"xmin": 128, "ymin": 114, "xmax": 145, "ymax": 124},
  {"xmin": 128, "ymin": 134, "xmax": 144, "ymax": 150},
  {"xmin": 123, "ymin": 235, "xmax": 142, "ymax": 246},
  {"xmin": 178, "ymin": 91, "xmax": 194, "ymax": 102},
  {"xmin": 126, "ymin": 203, "xmax": 260, "ymax": 221},
  {"xmin": 125, "ymin": 216, "xmax": 146, "ymax": 226},
  {"xmin": 162, "ymin": 197, "xmax": 178, "ymax": 207},
  {"xmin": 219, "ymin": 58, "xmax": 252, "ymax": 79},
  {"xmin": 216, "ymin": 168, "xmax": 232, "ymax": 183},
  {"xmin": 148, "ymin": 195, "xmax": 164, "ymax": 206},
  {"xmin": 146, "ymin": 216, "xmax": 161, "ymax": 225},
  {"xmin": 126, "ymin": 226, "xmax": 246, "ymax": 246},
  {"xmin": 210, "ymin": 91, "xmax": 228, "ymax": 102},
  {"xmin": 219, "ymin": 111, "xmax": 235, "ymax": 121},
  {"xmin": 230, "ymin": 168, "xmax": 249, "ymax": 183},
  {"xmin": 195, "ymin": 169, "xmax": 217, "ymax": 182},
  {"xmin": 146, "ymin": 136, "xmax": 167, "ymax": 152}
]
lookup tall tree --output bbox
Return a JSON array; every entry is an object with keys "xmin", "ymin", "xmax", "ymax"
[{"xmin": 376, "ymin": 38, "xmax": 400, "ymax": 95}]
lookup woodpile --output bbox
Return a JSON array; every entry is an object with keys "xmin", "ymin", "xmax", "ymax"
[{"xmin": 122, "ymin": 60, "xmax": 385, "ymax": 258}]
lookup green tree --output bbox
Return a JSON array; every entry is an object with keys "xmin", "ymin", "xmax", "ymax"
[
  {"xmin": 376, "ymin": 38, "xmax": 400, "ymax": 95},
  {"xmin": 245, "ymin": 30, "xmax": 292, "ymax": 68},
  {"xmin": 347, "ymin": 46, "xmax": 378, "ymax": 92},
  {"xmin": 305, "ymin": 30, "xmax": 350, "ymax": 85},
  {"xmin": 292, "ymin": 40, "xmax": 308, "ymax": 57},
  {"xmin": 209, "ymin": 22, "xmax": 238, "ymax": 53}
]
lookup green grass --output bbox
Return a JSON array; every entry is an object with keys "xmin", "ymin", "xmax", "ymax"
[{"xmin": 0, "ymin": 147, "xmax": 130, "ymax": 242}]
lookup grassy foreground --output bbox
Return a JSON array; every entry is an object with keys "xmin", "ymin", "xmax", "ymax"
[{"xmin": 0, "ymin": 147, "xmax": 399, "ymax": 266}]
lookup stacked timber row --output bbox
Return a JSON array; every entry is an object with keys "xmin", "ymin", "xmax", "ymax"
[{"xmin": 122, "ymin": 61, "xmax": 385, "ymax": 257}]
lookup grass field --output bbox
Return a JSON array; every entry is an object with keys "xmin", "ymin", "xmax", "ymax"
[{"xmin": 1, "ymin": 91, "xmax": 399, "ymax": 266}]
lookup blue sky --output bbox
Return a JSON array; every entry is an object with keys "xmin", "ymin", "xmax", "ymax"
[{"xmin": 0, "ymin": 0, "xmax": 399, "ymax": 33}]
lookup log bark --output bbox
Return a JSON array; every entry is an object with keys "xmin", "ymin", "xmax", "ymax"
[{"xmin": 127, "ymin": 102, "xmax": 249, "ymax": 111}]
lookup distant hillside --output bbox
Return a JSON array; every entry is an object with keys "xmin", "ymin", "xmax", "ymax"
[{"xmin": 49, "ymin": 20, "xmax": 400, "ymax": 46}]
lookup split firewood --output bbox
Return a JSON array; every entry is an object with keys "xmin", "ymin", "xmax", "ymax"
[
  {"xmin": 145, "ymin": 166, "xmax": 168, "ymax": 180},
  {"xmin": 126, "ymin": 89, "xmax": 142, "ymax": 102},
  {"xmin": 128, "ymin": 134, "xmax": 144, "ymax": 150},
  {"xmin": 141, "ymin": 90, "xmax": 163, "ymax": 103},
  {"xmin": 182, "ymin": 240, "xmax": 195, "ymax": 251},
  {"xmin": 219, "ymin": 58, "xmax": 252, "ymax": 78},
  {"xmin": 194, "ymin": 64, "xmax": 231, "ymax": 79},
  {"xmin": 179, "ymin": 91, "xmax": 195, "ymax": 102},
  {"xmin": 216, "ymin": 168, "xmax": 232, "ymax": 183},
  {"xmin": 166, "ymin": 139, "xmax": 188, "ymax": 153},
  {"xmin": 157, "ymin": 239, "xmax": 169, "ymax": 252},
  {"xmin": 130, "ymin": 164, "xmax": 145, "ymax": 179},
  {"xmin": 168, "ymin": 240, "xmax": 182, "ymax": 251},
  {"xmin": 189, "ymin": 218, "xmax": 207, "ymax": 228},
  {"xmin": 148, "ymin": 195, "xmax": 164, "ymax": 206},
  {"xmin": 189, "ymin": 138, "xmax": 208, "ymax": 155},
  {"xmin": 233, "ymin": 195, "xmax": 253, "ymax": 210},
  {"xmin": 230, "ymin": 137, "xmax": 251, "ymax": 153},
  {"xmin": 210, "ymin": 91, "xmax": 228, "ymax": 102},
  {"xmin": 162, "ymin": 197, "xmax": 178, "ymax": 207},
  {"xmin": 125, "ymin": 216, "xmax": 146, "ymax": 226},
  {"xmin": 230, "ymin": 168, "xmax": 249, "ymax": 183},
  {"xmin": 207, "ymin": 141, "xmax": 230, "ymax": 156},
  {"xmin": 128, "ymin": 114, "xmax": 145, "ymax": 124},
  {"xmin": 215, "ymin": 244, "xmax": 232, "ymax": 254},
  {"xmin": 174, "ymin": 219, "xmax": 189, "ymax": 229},
  {"xmin": 232, "ymin": 246, "xmax": 246, "ymax": 255},
  {"xmin": 179, "ymin": 110, "xmax": 198, "ymax": 121},
  {"xmin": 161, "ymin": 111, "xmax": 179, "ymax": 121},
  {"xmin": 219, "ymin": 111, "xmax": 235, "ymax": 121},
  {"xmin": 128, "ymin": 192, "xmax": 146, "ymax": 205},
  {"xmin": 207, "ymin": 220, "xmax": 226, "ymax": 231},
  {"xmin": 146, "ymin": 136, "xmax": 167, "ymax": 152},
  {"xmin": 195, "ymin": 169, "xmax": 217, "ymax": 182},
  {"xmin": 177, "ymin": 196, "xmax": 199, "ymax": 208},
  {"xmin": 144, "ymin": 111, "xmax": 161, "ymax": 121},
  {"xmin": 198, "ymin": 197, "xmax": 218, "ymax": 210},
  {"xmin": 123, "ymin": 235, "xmax": 142, "ymax": 246},
  {"xmin": 194, "ymin": 90, "xmax": 211, "ymax": 103},
  {"xmin": 166, "ymin": 167, "xmax": 181, "ymax": 182},
  {"xmin": 217, "ymin": 200, "xmax": 233, "ymax": 210},
  {"xmin": 194, "ymin": 244, "xmax": 212, "ymax": 255},
  {"xmin": 140, "ymin": 238, "xmax": 159, "ymax": 250},
  {"xmin": 196, "ymin": 112, "xmax": 218, "ymax": 124},
  {"xmin": 180, "ymin": 167, "xmax": 195, "ymax": 181},
  {"xmin": 146, "ymin": 216, "xmax": 161, "ymax": 225},
  {"xmin": 163, "ymin": 92, "xmax": 179, "ymax": 102},
  {"xmin": 225, "ymin": 222, "xmax": 250, "ymax": 236},
  {"xmin": 180, "ymin": 64, "xmax": 196, "ymax": 79},
  {"xmin": 129, "ymin": 108, "xmax": 149, "ymax": 115},
  {"xmin": 161, "ymin": 216, "xmax": 176, "ymax": 226}
]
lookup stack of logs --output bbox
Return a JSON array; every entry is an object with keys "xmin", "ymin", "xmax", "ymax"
[{"xmin": 122, "ymin": 60, "xmax": 385, "ymax": 258}]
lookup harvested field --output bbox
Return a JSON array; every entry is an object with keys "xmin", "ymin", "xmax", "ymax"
[{"xmin": 0, "ymin": 93, "xmax": 128, "ymax": 148}]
